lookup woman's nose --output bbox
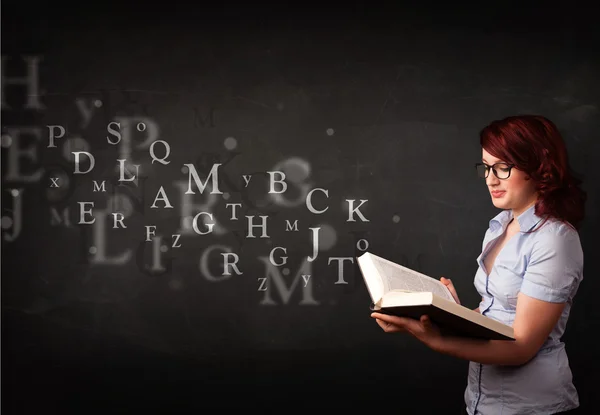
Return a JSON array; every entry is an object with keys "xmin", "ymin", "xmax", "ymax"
[{"xmin": 486, "ymin": 171, "xmax": 499, "ymax": 185}]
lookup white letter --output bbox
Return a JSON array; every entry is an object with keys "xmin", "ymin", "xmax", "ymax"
[
  {"xmin": 117, "ymin": 159, "xmax": 139, "ymax": 183},
  {"xmin": 73, "ymin": 151, "xmax": 95, "ymax": 174},
  {"xmin": 268, "ymin": 171, "xmax": 287, "ymax": 194},
  {"xmin": 145, "ymin": 225, "xmax": 156, "ymax": 241},
  {"xmin": 346, "ymin": 199, "xmax": 369, "ymax": 222},
  {"xmin": 242, "ymin": 175, "xmax": 252, "ymax": 187},
  {"xmin": 192, "ymin": 212, "xmax": 214, "ymax": 235},
  {"xmin": 93, "ymin": 180, "xmax": 106, "ymax": 192},
  {"xmin": 107, "ymin": 121, "xmax": 121, "ymax": 144},
  {"xmin": 226, "ymin": 203, "xmax": 242, "ymax": 220},
  {"xmin": 222, "ymin": 252, "xmax": 243, "ymax": 276},
  {"xmin": 151, "ymin": 186, "xmax": 173, "ymax": 208},
  {"xmin": 306, "ymin": 188, "xmax": 328, "ymax": 214},
  {"xmin": 184, "ymin": 163, "xmax": 223, "ymax": 194},
  {"xmin": 328, "ymin": 257, "xmax": 354, "ymax": 284},
  {"xmin": 246, "ymin": 215, "xmax": 269, "ymax": 238},
  {"xmin": 357, "ymin": 239, "xmax": 369, "ymax": 251},
  {"xmin": 1, "ymin": 56, "xmax": 44, "ymax": 110},
  {"xmin": 46, "ymin": 125, "xmax": 65, "ymax": 148},
  {"xmin": 3, "ymin": 188, "xmax": 24, "ymax": 241},
  {"xmin": 149, "ymin": 140, "xmax": 171, "ymax": 165},
  {"xmin": 302, "ymin": 275, "xmax": 311, "ymax": 287},
  {"xmin": 269, "ymin": 247, "xmax": 287, "ymax": 266},
  {"xmin": 50, "ymin": 206, "xmax": 70, "ymax": 227},
  {"xmin": 285, "ymin": 220, "xmax": 298, "ymax": 231},
  {"xmin": 78, "ymin": 202, "xmax": 95, "ymax": 224},
  {"xmin": 307, "ymin": 227, "xmax": 320, "ymax": 262},
  {"xmin": 112, "ymin": 213, "xmax": 126, "ymax": 228},
  {"xmin": 4, "ymin": 127, "xmax": 43, "ymax": 182}
]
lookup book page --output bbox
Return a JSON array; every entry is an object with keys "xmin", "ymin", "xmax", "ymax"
[{"xmin": 369, "ymin": 254, "xmax": 456, "ymax": 303}]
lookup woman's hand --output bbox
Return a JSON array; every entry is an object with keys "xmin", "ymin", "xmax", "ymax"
[
  {"xmin": 440, "ymin": 276, "xmax": 460, "ymax": 305},
  {"xmin": 371, "ymin": 312, "xmax": 443, "ymax": 351},
  {"xmin": 369, "ymin": 275, "xmax": 461, "ymax": 351}
]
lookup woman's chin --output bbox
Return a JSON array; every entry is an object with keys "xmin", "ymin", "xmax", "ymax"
[{"xmin": 492, "ymin": 199, "xmax": 508, "ymax": 209}]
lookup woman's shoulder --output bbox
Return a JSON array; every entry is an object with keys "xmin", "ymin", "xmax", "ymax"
[
  {"xmin": 534, "ymin": 216, "xmax": 580, "ymax": 240},
  {"xmin": 530, "ymin": 217, "xmax": 583, "ymax": 260}
]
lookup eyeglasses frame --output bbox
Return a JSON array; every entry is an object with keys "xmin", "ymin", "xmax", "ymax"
[{"xmin": 474, "ymin": 162, "xmax": 516, "ymax": 180}]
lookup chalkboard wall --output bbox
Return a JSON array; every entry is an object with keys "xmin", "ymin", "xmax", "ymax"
[{"xmin": 2, "ymin": 2, "xmax": 599, "ymax": 413}]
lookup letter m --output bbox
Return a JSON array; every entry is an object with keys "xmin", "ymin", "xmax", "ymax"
[
  {"xmin": 50, "ymin": 207, "xmax": 71, "ymax": 226},
  {"xmin": 93, "ymin": 180, "xmax": 106, "ymax": 192},
  {"xmin": 193, "ymin": 107, "xmax": 215, "ymax": 128},
  {"xmin": 285, "ymin": 220, "xmax": 298, "ymax": 231},
  {"xmin": 257, "ymin": 257, "xmax": 319, "ymax": 305}
]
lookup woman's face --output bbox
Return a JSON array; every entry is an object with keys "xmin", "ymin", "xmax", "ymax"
[{"xmin": 481, "ymin": 148, "xmax": 538, "ymax": 217}]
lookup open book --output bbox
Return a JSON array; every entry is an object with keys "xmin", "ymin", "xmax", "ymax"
[{"xmin": 357, "ymin": 252, "xmax": 515, "ymax": 341}]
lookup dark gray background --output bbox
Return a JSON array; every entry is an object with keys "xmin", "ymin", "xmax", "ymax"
[{"xmin": 2, "ymin": 2, "xmax": 599, "ymax": 413}]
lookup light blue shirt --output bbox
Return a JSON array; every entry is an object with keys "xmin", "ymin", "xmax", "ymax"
[{"xmin": 464, "ymin": 203, "xmax": 583, "ymax": 415}]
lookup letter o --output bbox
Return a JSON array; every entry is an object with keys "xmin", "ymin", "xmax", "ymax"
[{"xmin": 356, "ymin": 239, "xmax": 369, "ymax": 252}]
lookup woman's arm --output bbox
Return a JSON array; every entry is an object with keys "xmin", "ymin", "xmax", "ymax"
[
  {"xmin": 431, "ymin": 336, "xmax": 527, "ymax": 366},
  {"xmin": 431, "ymin": 293, "xmax": 566, "ymax": 366},
  {"xmin": 373, "ymin": 293, "xmax": 565, "ymax": 366}
]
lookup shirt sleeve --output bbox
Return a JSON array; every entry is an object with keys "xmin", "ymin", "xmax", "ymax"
[{"xmin": 520, "ymin": 230, "xmax": 583, "ymax": 303}]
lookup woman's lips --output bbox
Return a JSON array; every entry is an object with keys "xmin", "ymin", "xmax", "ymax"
[{"xmin": 491, "ymin": 191, "xmax": 506, "ymax": 198}]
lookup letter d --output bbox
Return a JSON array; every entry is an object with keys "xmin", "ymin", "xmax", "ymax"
[{"xmin": 73, "ymin": 151, "xmax": 95, "ymax": 174}]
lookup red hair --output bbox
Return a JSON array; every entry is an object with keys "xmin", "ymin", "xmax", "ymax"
[{"xmin": 480, "ymin": 114, "xmax": 586, "ymax": 231}]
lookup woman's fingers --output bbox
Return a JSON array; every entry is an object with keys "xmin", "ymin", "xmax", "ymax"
[
  {"xmin": 440, "ymin": 276, "xmax": 461, "ymax": 305},
  {"xmin": 375, "ymin": 318, "xmax": 406, "ymax": 333}
]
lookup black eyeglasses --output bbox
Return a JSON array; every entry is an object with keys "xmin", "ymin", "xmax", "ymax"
[{"xmin": 474, "ymin": 162, "xmax": 515, "ymax": 180}]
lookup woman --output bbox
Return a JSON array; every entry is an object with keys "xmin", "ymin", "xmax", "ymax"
[{"xmin": 371, "ymin": 115, "xmax": 586, "ymax": 414}]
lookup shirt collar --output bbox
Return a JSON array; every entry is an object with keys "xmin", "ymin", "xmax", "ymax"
[{"xmin": 489, "ymin": 203, "xmax": 543, "ymax": 233}]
